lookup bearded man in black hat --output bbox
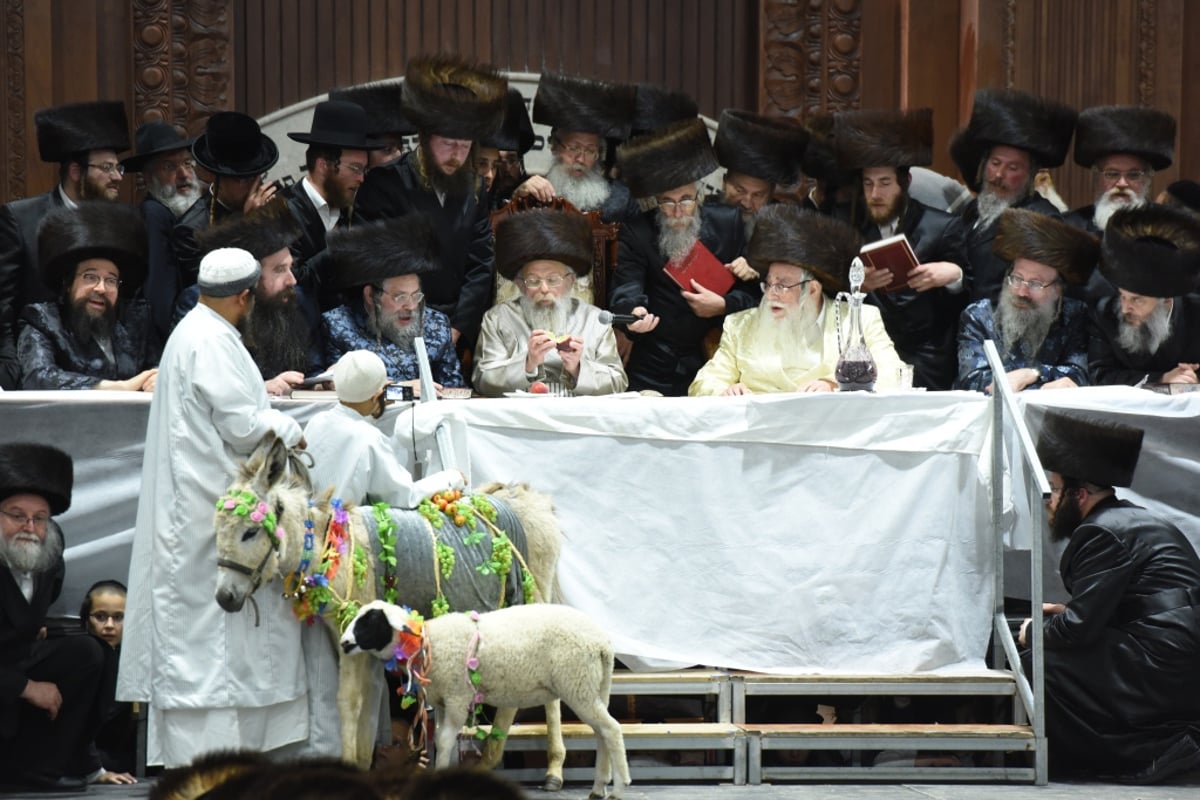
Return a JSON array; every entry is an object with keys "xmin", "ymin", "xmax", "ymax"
[
  {"xmin": 513, "ymin": 72, "xmax": 639, "ymax": 223},
  {"xmin": 329, "ymin": 82, "xmax": 416, "ymax": 170},
  {"xmin": 353, "ymin": 55, "xmax": 507, "ymax": 352},
  {"xmin": 122, "ymin": 121, "xmax": 203, "ymax": 339},
  {"xmin": 713, "ymin": 110, "xmax": 809, "ymax": 236},
  {"xmin": 0, "ymin": 101, "xmax": 130, "ymax": 390},
  {"xmin": 1018, "ymin": 410, "xmax": 1200, "ymax": 783},
  {"xmin": 956, "ymin": 209, "xmax": 1097, "ymax": 393},
  {"xmin": 1089, "ymin": 206, "xmax": 1200, "ymax": 386},
  {"xmin": 172, "ymin": 111, "xmax": 281, "ymax": 292},
  {"xmin": 476, "ymin": 89, "xmax": 536, "ymax": 208},
  {"xmin": 281, "ymin": 100, "xmax": 384, "ymax": 312},
  {"xmin": 18, "ymin": 203, "xmax": 158, "ymax": 391},
  {"xmin": 950, "ymin": 89, "xmax": 1076, "ymax": 303},
  {"xmin": 0, "ymin": 443, "xmax": 110, "ymax": 792},
  {"xmin": 610, "ymin": 118, "xmax": 754, "ymax": 395},
  {"xmin": 833, "ymin": 108, "xmax": 969, "ymax": 390},
  {"xmin": 322, "ymin": 216, "xmax": 465, "ymax": 393}
]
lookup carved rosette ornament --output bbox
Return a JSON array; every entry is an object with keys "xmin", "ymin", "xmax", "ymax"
[
  {"xmin": 4, "ymin": 0, "xmax": 26, "ymax": 198},
  {"xmin": 761, "ymin": 0, "xmax": 862, "ymax": 121}
]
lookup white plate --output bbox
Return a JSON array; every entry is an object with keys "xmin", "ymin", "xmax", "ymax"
[{"xmin": 503, "ymin": 390, "xmax": 555, "ymax": 398}]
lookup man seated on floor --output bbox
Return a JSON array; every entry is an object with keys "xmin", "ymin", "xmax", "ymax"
[
  {"xmin": 1088, "ymin": 205, "xmax": 1200, "ymax": 387},
  {"xmin": 18, "ymin": 203, "xmax": 158, "ymax": 391},
  {"xmin": 474, "ymin": 208, "xmax": 627, "ymax": 396},
  {"xmin": 689, "ymin": 205, "xmax": 905, "ymax": 395},
  {"xmin": 955, "ymin": 209, "xmax": 1097, "ymax": 393},
  {"xmin": 0, "ymin": 444, "xmax": 109, "ymax": 792},
  {"xmin": 322, "ymin": 216, "xmax": 466, "ymax": 395},
  {"xmin": 1020, "ymin": 410, "xmax": 1200, "ymax": 783}
]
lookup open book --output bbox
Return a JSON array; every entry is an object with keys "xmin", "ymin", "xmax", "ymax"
[
  {"xmin": 664, "ymin": 241, "xmax": 735, "ymax": 296},
  {"xmin": 860, "ymin": 233, "xmax": 919, "ymax": 293}
]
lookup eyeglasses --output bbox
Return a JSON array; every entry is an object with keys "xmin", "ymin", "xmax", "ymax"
[
  {"xmin": 79, "ymin": 272, "xmax": 122, "ymax": 291},
  {"xmin": 89, "ymin": 612, "xmax": 125, "ymax": 624},
  {"xmin": 87, "ymin": 162, "xmax": 125, "ymax": 176},
  {"xmin": 518, "ymin": 274, "xmax": 573, "ymax": 289},
  {"xmin": 334, "ymin": 160, "xmax": 368, "ymax": 176},
  {"xmin": 761, "ymin": 279, "xmax": 812, "ymax": 295},
  {"xmin": 154, "ymin": 157, "xmax": 195, "ymax": 174},
  {"xmin": 657, "ymin": 195, "xmax": 699, "ymax": 213},
  {"xmin": 372, "ymin": 286, "xmax": 424, "ymax": 306},
  {"xmin": 0, "ymin": 509, "xmax": 49, "ymax": 529},
  {"xmin": 1005, "ymin": 274, "xmax": 1057, "ymax": 293},
  {"xmin": 560, "ymin": 143, "xmax": 600, "ymax": 160},
  {"xmin": 1096, "ymin": 168, "xmax": 1150, "ymax": 185}
]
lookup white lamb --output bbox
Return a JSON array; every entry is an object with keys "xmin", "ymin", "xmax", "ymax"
[{"xmin": 341, "ymin": 600, "xmax": 631, "ymax": 800}]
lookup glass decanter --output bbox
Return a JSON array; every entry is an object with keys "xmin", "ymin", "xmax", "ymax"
[{"xmin": 834, "ymin": 258, "xmax": 878, "ymax": 391}]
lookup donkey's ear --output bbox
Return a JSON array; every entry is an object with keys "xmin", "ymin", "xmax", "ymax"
[
  {"xmin": 240, "ymin": 432, "xmax": 277, "ymax": 485},
  {"xmin": 263, "ymin": 434, "xmax": 291, "ymax": 490}
]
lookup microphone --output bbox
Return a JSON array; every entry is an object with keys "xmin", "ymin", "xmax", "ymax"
[{"xmin": 597, "ymin": 310, "xmax": 645, "ymax": 326}]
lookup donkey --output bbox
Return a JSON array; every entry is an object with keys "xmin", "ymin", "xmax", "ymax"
[{"xmin": 213, "ymin": 432, "xmax": 566, "ymax": 785}]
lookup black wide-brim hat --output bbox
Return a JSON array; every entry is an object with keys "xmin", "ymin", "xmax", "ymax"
[
  {"xmin": 746, "ymin": 204, "xmax": 862, "ymax": 295},
  {"xmin": 192, "ymin": 111, "xmax": 280, "ymax": 178},
  {"xmin": 617, "ymin": 118, "xmax": 719, "ymax": 199},
  {"xmin": 993, "ymin": 209, "xmax": 1099, "ymax": 287},
  {"xmin": 495, "ymin": 208, "xmax": 594, "ymax": 280},
  {"xmin": 0, "ymin": 442, "xmax": 74, "ymax": 515},
  {"xmin": 1073, "ymin": 105, "xmax": 1176, "ymax": 170},
  {"xmin": 714, "ymin": 110, "xmax": 810, "ymax": 186},
  {"xmin": 1099, "ymin": 205, "xmax": 1200, "ymax": 298},
  {"xmin": 329, "ymin": 82, "xmax": 417, "ymax": 138},
  {"xmin": 287, "ymin": 100, "xmax": 386, "ymax": 150},
  {"xmin": 834, "ymin": 108, "xmax": 933, "ymax": 169},
  {"xmin": 1036, "ymin": 409, "xmax": 1143, "ymax": 488},
  {"xmin": 121, "ymin": 120, "xmax": 195, "ymax": 173},
  {"xmin": 37, "ymin": 203, "xmax": 149, "ymax": 294},
  {"xmin": 327, "ymin": 216, "xmax": 442, "ymax": 289},
  {"xmin": 35, "ymin": 100, "xmax": 130, "ymax": 163}
]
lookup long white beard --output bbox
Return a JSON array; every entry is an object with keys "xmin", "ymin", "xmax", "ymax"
[
  {"xmin": 997, "ymin": 291, "xmax": 1058, "ymax": 358},
  {"xmin": 657, "ymin": 211, "xmax": 702, "ymax": 262},
  {"xmin": 1093, "ymin": 185, "xmax": 1149, "ymax": 231},
  {"xmin": 1116, "ymin": 299, "xmax": 1173, "ymax": 355},
  {"xmin": 545, "ymin": 162, "xmax": 612, "ymax": 211},
  {"xmin": 149, "ymin": 174, "xmax": 206, "ymax": 216},
  {"xmin": 518, "ymin": 293, "xmax": 572, "ymax": 334},
  {"xmin": 752, "ymin": 293, "xmax": 822, "ymax": 370},
  {"xmin": 0, "ymin": 525, "xmax": 62, "ymax": 573}
]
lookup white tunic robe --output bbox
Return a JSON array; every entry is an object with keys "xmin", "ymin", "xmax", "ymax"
[{"xmin": 116, "ymin": 304, "xmax": 305, "ymax": 767}]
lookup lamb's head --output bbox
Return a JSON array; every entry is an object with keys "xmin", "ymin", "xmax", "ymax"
[{"xmin": 340, "ymin": 600, "xmax": 423, "ymax": 661}]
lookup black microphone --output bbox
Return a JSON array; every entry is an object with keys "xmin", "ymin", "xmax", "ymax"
[{"xmin": 597, "ymin": 310, "xmax": 644, "ymax": 326}]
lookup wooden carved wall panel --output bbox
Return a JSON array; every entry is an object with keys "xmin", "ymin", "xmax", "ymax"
[
  {"xmin": 4, "ymin": 0, "xmax": 26, "ymax": 199},
  {"xmin": 133, "ymin": 0, "xmax": 172, "ymax": 126},
  {"xmin": 1137, "ymin": 0, "xmax": 1156, "ymax": 106},
  {"xmin": 1001, "ymin": 0, "xmax": 1016, "ymax": 88},
  {"xmin": 761, "ymin": 0, "xmax": 862, "ymax": 121}
]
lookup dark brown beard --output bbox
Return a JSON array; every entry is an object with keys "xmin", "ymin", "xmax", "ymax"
[
  {"xmin": 1049, "ymin": 489, "xmax": 1084, "ymax": 542},
  {"xmin": 867, "ymin": 193, "xmax": 902, "ymax": 225},
  {"xmin": 420, "ymin": 141, "xmax": 475, "ymax": 197},
  {"xmin": 245, "ymin": 287, "xmax": 311, "ymax": 377},
  {"xmin": 67, "ymin": 294, "xmax": 117, "ymax": 348}
]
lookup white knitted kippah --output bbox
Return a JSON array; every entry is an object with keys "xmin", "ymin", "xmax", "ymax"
[
  {"xmin": 198, "ymin": 247, "xmax": 261, "ymax": 297},
  {"xmin": 333, "ymin": 350, "xmax": 388, "ymax": 403}
]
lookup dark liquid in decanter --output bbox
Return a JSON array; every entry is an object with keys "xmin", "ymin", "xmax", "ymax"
[{"xmin": 836, "ymin": 360, "xmax": 878, "ymax": 392}]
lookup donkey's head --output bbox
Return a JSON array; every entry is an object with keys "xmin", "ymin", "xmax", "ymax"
[{"xmin": 214, "ymin": 432, "xmax": 291, "ymax": 612}]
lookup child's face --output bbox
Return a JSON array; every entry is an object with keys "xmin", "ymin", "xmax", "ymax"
[{"xmin": 87, "ymin": 590, "xmax": 126, "ymax": 648}]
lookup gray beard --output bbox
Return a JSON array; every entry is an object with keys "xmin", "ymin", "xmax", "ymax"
[
  {"xmin": 545, "ymin": 163, "xmax": 612, "ymax": 211},
  {"xmin": 743, "ymin": 214, "xmax": 757, "ymax": 241},
  {"xmin": 0, "ymin": 523, "xmax": 63, "ymax": 573},
  {"xmin": 976, "ymin": 186, "xmax": 1018, "ymax": 229},
  {"xmin": 518, "ymin": 293, "xmax": 572, "ymax": 334},
  {"xmin": 1093, "ymin": 187, "xmax": 1149, "ymax": 231},
  {"xmin": 997, "ymin": 291, "xmax": 1058, "ymax": 358},
  {"xmin": 657, "ymin": 211, "xmax": 703, "ymax": 263},
  {"xmin": 752, "ymin": 292, "xmax": 822, "ymax": 369},
  {"xmin": 1116, "ymin": 300, "xmax": 1173, "ymax": 355},
  {"xmin": 365, "ymin": 298, "xmax": 420, "ymax": 352},
  {"xmin": 148, "ymin": 175, "xmax": 205, "ymax": 217}
]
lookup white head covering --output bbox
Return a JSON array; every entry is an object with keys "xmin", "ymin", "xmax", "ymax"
[
  {"xmin": 333, "ymin": 350, "xmax": 388, "ymax": 403},
  {"xmin": 198, "ymin": 247, "xmax": 261, "ymax": 297}
]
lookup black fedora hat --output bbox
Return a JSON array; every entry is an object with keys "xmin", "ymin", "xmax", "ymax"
[
  {"xmin": 192, "ymin": 111, "xmax": 279, "ymax": 178},
  {"xmin": 287, "ymin": 100, "xmax": 385, "ymax": 150},
  {"xmin": 121, "ymin": 121, "xmax": 195, "ymax": 173}
]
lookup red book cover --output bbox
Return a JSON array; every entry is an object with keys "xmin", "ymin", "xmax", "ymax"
[
  {"xmin": 859, "ymin": 233, "xmax": 920, "ymax": 293},
  {"xmin": 664, "ymin": 241, "xmax": 736, "ymax": 296}
]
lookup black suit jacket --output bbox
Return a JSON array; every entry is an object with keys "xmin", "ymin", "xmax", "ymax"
[
  {"xmin": 1088, "ymin": 293, "xmax": 1200, "ymax": 385},
  {"xmin": 282, "ymin": 182, "xmax": 352, "ymax": 313},
  {"xmin": 140, "ymin": 196, "xmax": 184, "ymax": 340},
  {"xmin": 352, "ymin": 152, "xmax": 495, "ymax": 341},
  {"xmin": 0, "ymin": 191, "xmax": 65, "ymax": 388},
  {"xmin": 960, "ymin": 193, "xmax": 1061, "ymax": 304}
]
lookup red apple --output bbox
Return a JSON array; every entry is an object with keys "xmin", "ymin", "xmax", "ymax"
[{"xmin": 529, "ymin": 381, "xmax": 549, "ymax": 394}]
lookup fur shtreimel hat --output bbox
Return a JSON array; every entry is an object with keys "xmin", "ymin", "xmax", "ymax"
[
  {"xmin": 993, "ymin": 208, "xmax": 1099, "ymax": 287},
  {"xmin": 35, "ymin": 101, "xmax": 130, "ymax": 163},
  {"xmin": 148, "ymin": 749, "xmax": 270, "ymax": 800},
  {"xmin": 617, "ymin": 118, "xmax": 718, "ymax": 199},
  {"xmin": 714, "ymin": 110, "xmax": 810, "ymax": 186},
  {"xmin": 1099, "ymin": 205, "xmax": 1200, "ymax": 298},
  {"xmin": 631, "ymin": 83, "xmax": 699, "ymax": 136},
  {"xmin": 532, "ymin": 72, "xmax": 636, "ymax": 141},
  {"xmin": 329, "ymin": 82, "xmax": 417, "ymax": 137},
  {"xmin": 800, "ymin": 113, "xmax": 855, "ymax": 186},
  {"xmin": 1073, "ymin": 105, "xmax": 1176, "ymax": 170},
  {"xmin": 37, "ymin": 203, "xmax": 148, "ymax": 294},
  {"xmin": 195, "ymin": 197, "xmax": 302, "ymax": 261},
  {"xmin": 834, "ymin": 108, "xmax": 933, "ymax": 169},
  {"xmin": 746, "ymin": 205, "xmax": 863, "ymax": 295},
  {"xmin": 494, "ymin": 208, "xmax": 594, "ymax": 280},
  {"xmin": 483, "ymin": 89, "xmax": 536, "ymax": 155},
  {"xmin": 326, "ymin": 216, "xmax": 441, "ymax": 289},
  {"xmin": 401, "ymin": 54, "xmax": 507, "ymax": 141},
  {"xmin": 1036, "ymin": 409, "xmax": 1143, "ymax": 488},
  {"xmin": 949, "ymin": 89, "xmax": 1077, "ymax": 192},
  {"xmin": 0, "ymin": 443, "xmax": 73, "ymax": 515}
]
